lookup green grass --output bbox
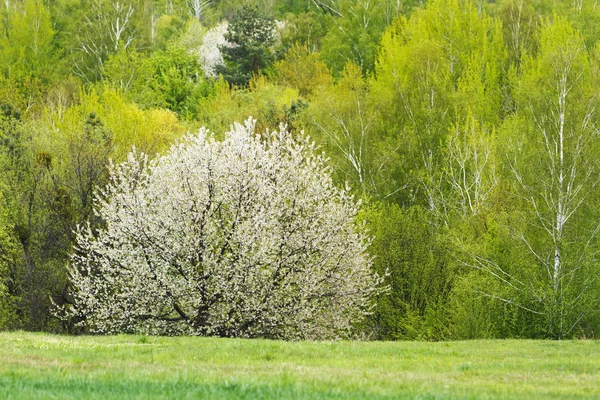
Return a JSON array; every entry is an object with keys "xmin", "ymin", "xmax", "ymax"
[{"xmin": 0, "ymin": 332, "xmax": 599, "ymax": 399}]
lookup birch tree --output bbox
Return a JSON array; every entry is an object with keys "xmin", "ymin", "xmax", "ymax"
[
  {"xmin": 490, "ymin": 17, "xmax": 600, "ymax": 338},
  {"xmin": 430, "ymin": 116, "xmax": 497, "ymax": 224},
  {"xmin": 186, "ymin": 0, "xmax": 209, "ymax": 22},
  {"xmin": 428, "ymin": 43, "xmax": 504, "ymax": 223},
  {"xmin": 304, "ymin": 63, "xmax": 376, "ymax": 194},
  {"xmin": 62, "ymin": 119, "xmax": 382, "ymax": 339},
  {"xmin": 498, "ymin": 0, "xmax": 537, "ymax": 63},
  {"xmin": 371, "ymin": 0, "xmax": 504, "ymax": 206},
  {"xmin": 73, "ymin": 0, "xmax": 141, "ymax": 81}
]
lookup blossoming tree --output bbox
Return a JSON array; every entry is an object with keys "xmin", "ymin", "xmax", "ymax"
[{"xmin": 63, "ymin": 119, "xmax": 382, "ymax": 339}]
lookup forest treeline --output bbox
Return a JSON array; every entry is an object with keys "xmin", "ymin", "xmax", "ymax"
[{"xmin": 1, "ymin": 0, "xmax": 600, "ymax": 339}]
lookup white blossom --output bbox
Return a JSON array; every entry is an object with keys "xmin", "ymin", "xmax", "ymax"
[
  {"xmin": 198, "ymin": 21, "xmax": 228, "ymax": 78},
  {"xmin": 63, "ymin": 119, "xmax": 383, "ymax": 339}
]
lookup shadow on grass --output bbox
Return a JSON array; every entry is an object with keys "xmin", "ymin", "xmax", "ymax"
[{"xmin": 0, "ymin": 376, "xmax": 403, "ymax": 400}]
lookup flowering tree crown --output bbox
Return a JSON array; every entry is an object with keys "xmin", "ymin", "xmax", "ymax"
[{"xmin": 63, "ymin": 119, "xmax": 382, "ymax": 339}]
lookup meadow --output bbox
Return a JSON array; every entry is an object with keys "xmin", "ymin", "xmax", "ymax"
[{"xmin": 0, "ymin": 332, "xmax": 598, "ymax": 399}]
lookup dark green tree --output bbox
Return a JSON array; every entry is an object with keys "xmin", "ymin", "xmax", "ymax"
[{"xmin": 216, "ymin": 6, "xmax": 276, "ymax": 87}]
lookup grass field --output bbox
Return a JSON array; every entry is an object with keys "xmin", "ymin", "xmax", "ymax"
[{"xmin": 0, "ymin": 332, "xmax": 599, "ymax": 399}]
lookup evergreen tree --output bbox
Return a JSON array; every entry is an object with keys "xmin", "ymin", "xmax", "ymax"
[{"xmin": 216, "ymin": 6, "xmax": 276, "ymax": 87}]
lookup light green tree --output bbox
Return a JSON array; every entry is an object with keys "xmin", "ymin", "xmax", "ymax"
[
  {"xmin": 300, "ymin": 62, "xmax": 399, "ymax": 198},
  {"xmin": 0, "ymin": 0, "xmax": 55, "ymax": 81},
  {"xmin": 371, "ymin": 0, "xmax": 505, "ymax": 206},
  {"xmin": 488, "ymin": 17, "xmax": 600, "ymax": 338}
]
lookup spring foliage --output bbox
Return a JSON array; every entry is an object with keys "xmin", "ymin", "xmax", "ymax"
[{"xmin": 63, "ymin": 119, "xmax": 382, "ymax": 339}]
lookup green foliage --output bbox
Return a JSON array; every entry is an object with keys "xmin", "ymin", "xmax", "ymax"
[
  {"xmin": 145, "ymin": 47, "xmax": 212, "ymax": 117},
  {"xmin": 275, "ymin": 0, "xmax": 312, "ymax": 16},
  {"xmin": 70, "ymin": 0, "xmax": 151, "ymax": 82},
  {"xmin": 495, "ymin": 16, "xmax": 600, "ymax": 338},
  {"xmin": 197, "ymin": 76, "xmax": 300, "ymax": 134},
  {"xmin": 370, "ymin": 0, "xmax": 506, "ymax": 208},
  {"xmin": 0, "ymin": 105, "xmax": 58, "ymax": 330},
  {"xmin": 320, "ymin": 0, "xmax": 398, "ymax": 74},
  {"xmin": 362, "ymin": 202, "xmax": 453, "ymax": 340},
  {"xmin": 0, "ymin": 0, "xmax": 55, "ymax": 82},
  {"xmin": 170, "ymin": 18, "xmax": 205, "ymax": 53},
  {"xmin": 48, "ymin": 87, "xmax": 184, "ymax": 157},
  {"xmin": 273, "ymin": 44, "xmax": 332, "ymax": 99},
  {"xmin": 0, "ymin": 181, "xmax": 18, "ymax": 329},
  {"xmin": 0, "ymin": 0, "xmax": 56, "ymax": 117},
  {"xmin": 279, "ymin": 11, "xmax": 328, "ymax": 53},
  {"xmin": 104, "ymin": 46, "xmax": 213, "ymax": 118},
  {"xmin": 492, "ymin": 0, "xmax": 538, "ymax": 64},
  {"xmin": 152, "ymin": 14, "xmax": 187, "ymax": 50},
  {"xmin": 216, "ymin": 5, "xmax": 276, "ymax": 87},
  {"xmin": 298, "ymin": 62, "xmax": 404, "ymax": 198}
]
